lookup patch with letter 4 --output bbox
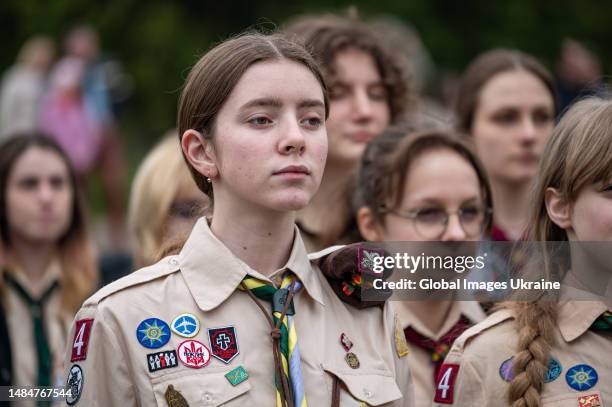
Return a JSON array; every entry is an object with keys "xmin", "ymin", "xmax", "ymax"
[
  {"xmin": 434, "ymin": 364, "xmax": 460, "ymax": 404},
  {"xmin": 71, "ymin": 319, "xmax": 94, "ymax": 362}
]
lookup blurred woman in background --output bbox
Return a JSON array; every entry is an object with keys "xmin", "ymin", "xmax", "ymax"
[
  {"xmin": 128, "ymin": 132, "xmax": 210, "ymax": 268},
  {"xmin": 284, "ymin": 13, "xmax": 411, "ymax": 251},
  {"xmin": 0, "ymin": 133, "xmax": 97, "ymax": 404},
  {"xmin": 455, "ymin": 49, "xmax": 558, "ymax": 241}
]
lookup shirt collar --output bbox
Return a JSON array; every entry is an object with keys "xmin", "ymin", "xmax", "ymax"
[
  {"xmin": 178, "ymin": 218, "xmax": 325, "ymax": 312},
  {"xmin": 558, "ymin": 300, "xmax": 609, "ymax": 342}
]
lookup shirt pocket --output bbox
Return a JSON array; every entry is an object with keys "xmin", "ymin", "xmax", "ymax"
[
  {"xmin": 150, "ymin": 368, "xmax": 251, "ymax": 406},
  {"xmin": 541, "ymin": 390, "xmax": 603, "ymax": 407},
  {"xmin": 323, "ymin": 363, "xmax": 403, "ymax": 406}
]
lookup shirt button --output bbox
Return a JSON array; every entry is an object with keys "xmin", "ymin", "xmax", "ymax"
[
  {"xmin": 202, "ymin": 392, "xmax": 214, "ymax": 404},
  {"xmin": 363, "ymin": 388, "xmax": 373, "ymax": 398},
  {"xmin": 169, "ymin": 257, "xmax": 179, "ymax": 266}
]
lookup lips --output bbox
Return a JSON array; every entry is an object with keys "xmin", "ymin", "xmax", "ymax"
[
  {"xmin": 346, "ymin": 131, "xmax": 376, "ymax": 143},
  {"xmin": 273, "ymin": 165, "xmax": 310, "ymax": 175}
]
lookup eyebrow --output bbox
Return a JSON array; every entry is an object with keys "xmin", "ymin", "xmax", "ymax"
[{"xmin": 239, "ymin": 97, "xmax": 325, "ymax": 111}]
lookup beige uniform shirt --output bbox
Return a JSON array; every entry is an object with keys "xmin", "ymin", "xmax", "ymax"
[
  {"xmin": 62, "ymin": 219, "xmax": 414, "ymax": 406},
  {"xmin": 394, "ymin": 301, "xmax": 485, "ymax": 407},
  {"xmin": 4, "ymin": 260, "xmax": 71, "ymax": 407},
  {"xmin": 432, "ymin": 300, "xmax": 611, "ymax": 407}
]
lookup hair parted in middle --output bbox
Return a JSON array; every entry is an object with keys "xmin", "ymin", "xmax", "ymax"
[
  {"xmin": 177, "ymin": 32, "xmax": 329, "ymax": 200},
  {"xmin": 283, "ymin": 13, "xmax": 412, "ymax": 123},
  {"xmin": 504, "ymin": 95, "xmax": 612, "ymax": 407}
]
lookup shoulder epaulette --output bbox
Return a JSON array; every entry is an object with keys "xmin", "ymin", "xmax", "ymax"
[{"xmin": 452, "ymin": 308, "xmax": 515, "ymax": 352}]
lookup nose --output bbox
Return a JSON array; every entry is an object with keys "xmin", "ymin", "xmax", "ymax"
[
  {"xmin": 37, "ymin": 181, "xmax": 55, "ymax": 206},
  {"xmin": 519, "ymin": 116, "xmax": 538, "ymax": 144},
  {"xmin": 278, "ymin": 116, "xmax": 306, "ymax": 155},
  {"xmin": 441, "ymin": 213, "xmax": 468, "ymax": 242},
  {"xmin": 352, "ymin": 88, "xmax": 374, "ymax": 120}
]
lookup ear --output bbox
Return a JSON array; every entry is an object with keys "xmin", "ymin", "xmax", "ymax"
[
  {"xmin": 544, "ymin": 187, "xmax": 572, "ymax": 230},
  {"xmin": 181, "ymin": 129, "xmax": 218, "ymax": 179},
  {"xmin": 357, "ymin": 206, "xmax": 385, "ymax": 242}
]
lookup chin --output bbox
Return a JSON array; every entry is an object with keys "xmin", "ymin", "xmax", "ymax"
[{"xmin": 271, "ymin": 193, "xmax": 312, "ymax": 212}]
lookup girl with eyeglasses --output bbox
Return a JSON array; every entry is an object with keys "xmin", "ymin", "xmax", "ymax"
[{"xmin": 353, "ymin": 128, "xmax": 493, "ymax": 407}]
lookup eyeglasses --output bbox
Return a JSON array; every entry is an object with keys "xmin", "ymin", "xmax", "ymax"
[{"xmin": 381, "ymin": 205, "xmax": 492, "ymax": 239}]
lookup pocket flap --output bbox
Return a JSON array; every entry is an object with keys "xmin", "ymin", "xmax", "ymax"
[
  {"xmin": 323, "ymin": 363, "xmax": 403, "ymax": 406},
  {"xmin": 542, "ymin": 390, "xmax": 603, "ymax": 407},
  {"xmin": 151, "ymin": 368, "xmax": 251, "ymax": 406}
]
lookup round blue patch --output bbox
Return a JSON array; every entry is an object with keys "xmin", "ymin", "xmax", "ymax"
[
  {"xmin": 136, "ymin": 318, "xmax": 171, "ymax": 349},
  {"xmin": 170, "ymin": 313, "xmax": 200, "ymax": 338},
  {"xmin": 499, "ymin": 357, "xmax": 514, "ymax": 382},
  {"xmin": 545, "ymin": 357, "xmax": 562, "ymax": 383},
  {"xmin": 565, "ymin": 364, "xmax": 598, "ymax": 391}
]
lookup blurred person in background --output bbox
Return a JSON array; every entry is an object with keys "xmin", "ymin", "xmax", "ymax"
[
  {"xmin": 63, "ymin": 24, "xmax": 128, "ymax": 249},
  {"xmin": 0, "ymin": 134, "xmax": 97, "ymax": 405},
  {"xmin": 556, "ymin": 38, "xmax": 605, "ymax": 110},
  {"xmin": 0, "ymin": 36, "xmax": 55, "ymax": 138},
  {"xmin": 284, "ymin": 12, "xmax": 411, "ymax": 252},
  {"xmin": 128, "ymin": 132, "xmax": 211, "ymax": 270},
  {"xmin": 455, "ymin": 49, "xmax": 558, "ymax": 241},
  {"xmin": 353, "ymin": 128, "xmax": 491, "ymax": 406}
]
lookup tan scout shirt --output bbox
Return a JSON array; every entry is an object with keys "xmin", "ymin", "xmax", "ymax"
[
  {"xmin": 4, "ymin": 260, "xmax": 71, "ymax": 407},
  {"xmin": 394, "ymin": 301, "xmax": 485, "ymax": 407},
  {"xmin": 63, "ymin": 219, "xmax": 414, "ymax": 406},
  {"xmin": 432, "ymin": 300, "xmax": 612, "ymax": 407}
]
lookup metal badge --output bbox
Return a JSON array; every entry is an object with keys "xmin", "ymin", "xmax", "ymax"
[
  {"xmin": 165, "ymin": 384, "xmax": 189, "ymax": 407},
  {"xmin": 345, "ymin": 352, "xmax": 360, "ymax": 369},
  {"xmin": 340, "ymin": 333, "xmax": 353, "ymax": 352}
]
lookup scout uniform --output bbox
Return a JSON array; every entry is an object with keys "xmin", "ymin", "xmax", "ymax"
[
  {"xmin": 62, "ymin": 218, "xmax": 414, "ymax": 406},
  {"xmin": 394, "ymin": 301, "xmax": 485, "ymax": 407},
  {"xmin": 2, "ymin": 260, "xmax": 71, "ymax": 407},
  {"xmin": 432, "ymin": 299, "xmax": 612, "ymax": 407}
]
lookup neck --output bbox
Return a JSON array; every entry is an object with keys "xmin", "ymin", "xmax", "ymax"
[
  {"xmin": 402, "ymin": 300, "xmax": 454, "ymax": 337},
  {"xmin": 9, "ymin": 236, "xmax": 55, "ymax": 284},
  {"xmin": 297, "ymin": 160, "xmax": 355, "ymax": 237},
  {"xmin": 211, "ymin": 200, "xmax": 296, "ymax": 277},
  {"xmin": 491, "ymin": 180, "xmax": 533, "ymax": 240}
]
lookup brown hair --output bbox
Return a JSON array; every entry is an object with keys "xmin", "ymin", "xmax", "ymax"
[
  {"xmin": 177, "ymin": 32, "xmax": 329, "ymax": 200},
  {"xmin": 506, "ymin": 96, "xmax": 612, "ymax": 407},
  {"xmin": 283, "ymin": 14, "xmax": 411, "ymax": 122},
  {"xmin": 455, "ymin": 49, "xmax": 558, "ymax": 134},
  {"xmin": 353, "ymin": 127, "xmax": 493, "ymax": 232},
  {"xmin": 0, "ymin": 133, "xmax": 97, "ymax": 314}
]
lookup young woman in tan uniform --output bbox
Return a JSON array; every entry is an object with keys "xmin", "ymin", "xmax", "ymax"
[
  {"xmin": 434, "ymin": 97, "xmax": 612, "ymax": 406},
  {"xmin": 0, "ymin": 134, "xmax": 96, "ymax": 406},
  {"xmin": 62, "ymin": 33, "xmax": 414, "ymax": 407},
  {"xmin": 353, "ymin": 129, "xmax": 491, "ymax": 407}
]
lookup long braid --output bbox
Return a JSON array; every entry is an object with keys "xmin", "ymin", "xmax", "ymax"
[{"xmin": 506, "ymin": 301, "xmax": 557, "ymax": 407}]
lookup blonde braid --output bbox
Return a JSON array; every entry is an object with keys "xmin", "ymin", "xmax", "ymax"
[{"xmin": 506, "ymin": 301, "xmax": 557, "ymax": 407}]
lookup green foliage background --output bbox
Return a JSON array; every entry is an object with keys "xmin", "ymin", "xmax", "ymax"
[{"xmin": 1, "ymin": 0, "xmax": 610, "ymax": 152}]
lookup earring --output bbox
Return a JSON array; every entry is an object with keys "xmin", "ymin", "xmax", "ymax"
[{"xmin": 206, "ymin": 177, "xmax": 212, "ymax": 183}]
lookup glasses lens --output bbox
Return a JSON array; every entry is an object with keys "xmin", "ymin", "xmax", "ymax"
[
  {"xmin": 415, "ymin": 208, "xmax": 447, "ymax": 239},
  {"xmin": 459, "ymin": 206, "xmax": 486, "ymax": 236}
]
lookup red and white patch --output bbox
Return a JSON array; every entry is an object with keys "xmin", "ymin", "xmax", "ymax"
[
  {"xmin": 434, "ymin": 364, "xmax": 460, "ymax": 404},
  {"xmin": 579, "ymin": 394, "xmax": 601, "ymax": 407},
  {"xmin": 71, "ymin": 319, "xmax": 94, "ymax": 362},
  {"xmin": 177, "ymin": 339, "xmax": 211, "ymax": 369}
]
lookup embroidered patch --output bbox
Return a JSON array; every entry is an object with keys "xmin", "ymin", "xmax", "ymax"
[
  {"xmin": 71, "ymin": 319, "xmax": 94, "ymax": 362},
  {"xmin": 394, "ymin": 315, "xmax": 409, "ymax": 358},
  {"xmin": 177, "ymin": 339, "xmax": 211, "ymax": 368},
  {"xmin": 170, "ymin": 313, "xmax": 200, "ymax": 338},
  {"xmin": 579, "ymin": 394, "xmax": 602, "ymax": 407},
  {"xmin": 434, "ymin": 364, "xmax": 460, "ymax": 404},
  {"xmin": 499, "ymin": 357, "xmax": 514, "ymax": 382},
  {"xmin": 147, "ymin": 350, "xmax": 179, "ymax": 373},
  {"xmin": 545, "ymin": 357, "xmax": 562, "ymax": 383},
  {"xmin": 66, "ymin": 364, "xmax": 84, "ymax": 406},
  {"xmin": 345, "ymin": 352, "xmax": 360, "ymax": 369},
  {"xmin": 225, "ymin": 366, "xmax": 249, "ymax": 386},
  {"xmin": 566, "ymin": 364, "xmax": 598, "ymax": 391},
  {"xmin": 340, "ymin": 333, "xmax": 353, "ymax": 352},
  {"xmin": 358, "ymin": 245, "xmax": 385, "ymax": 274},
  {"xmin": 136, "ymin": 318, "xmax": 171, "ymax": 349},
  {"xmin": 499, "ymin": 356, "xmax": 562, "ymax": 383},
  {"xmin": 165, "ymin": 384, "xmax": 188, "ymax": 407},
  {"xmin": 207, "ymin": 326, "xmax": 239, "ymax": 364}
]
